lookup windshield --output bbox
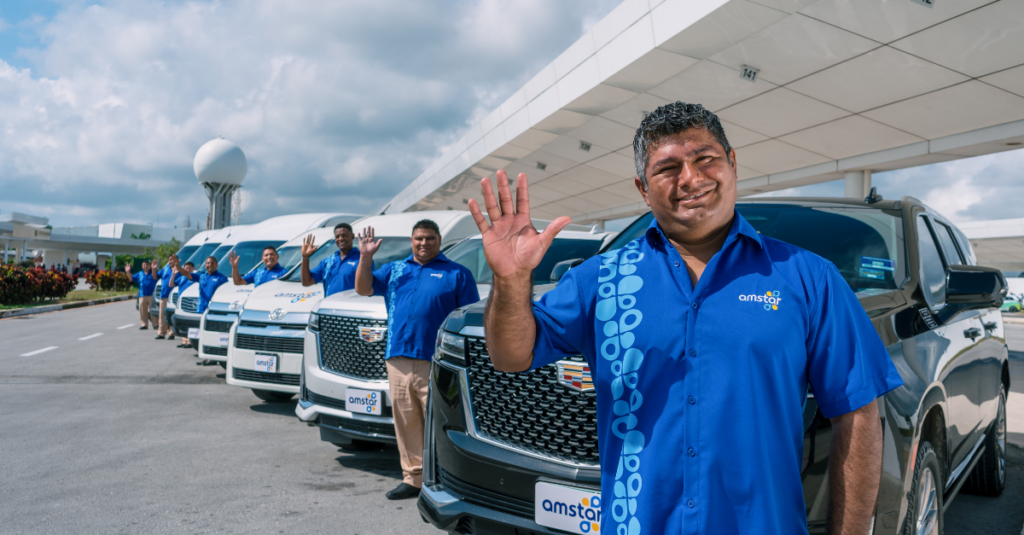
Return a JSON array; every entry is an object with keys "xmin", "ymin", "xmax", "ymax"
[
  {"xmin": 175, "ymin": 245, "xmax": 199, "ymax": 262},
  {"xmin": 736, "ymin": 204, "xmax": 906, "ymax": 295},
  {"xmin": 224, "ymin": 240, "xmax": 286, "ymax": 276},
  {"xmin": 447, "ymin": 237, "xmax": 603, "ymax": 284},
  {"xmin": 199, "ymin": 245, "xmax": 233, "ymax": 274},
  {"xmin": 280, "ymin": 241, "xmax": 339, "ymax": 282},
  {"xmin": 272, "ymin": 246, "xmax": 303, "ymax": 274},
  {"xmin": 371, "ymin": 237, "xmax": 414, "ymax": 266},
  {"xmin": 185, "ymin": 242, "xmax": 220, "ymax": 271}
]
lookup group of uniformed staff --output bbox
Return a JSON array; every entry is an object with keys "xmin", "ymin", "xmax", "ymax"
[{"xmin": 128, "ymin": 220, "xmax": 477, "ymax": 500}]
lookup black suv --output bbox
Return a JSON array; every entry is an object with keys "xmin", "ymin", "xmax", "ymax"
[{"xmin": 419, "ymin": 197, "xmax": 1010, "ymax": 535}]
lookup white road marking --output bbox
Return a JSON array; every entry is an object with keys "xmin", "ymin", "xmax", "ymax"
[
  {"xmin": 20, "ymin": 346, "xmax": 57, "ymax": 357},
  {"xmin": 117, "ymin": 323, "xmax": 135, "ymax": 330},
  {"xmin": 78, "ymin": 333, "xmax": 104, "ymax": 341}
]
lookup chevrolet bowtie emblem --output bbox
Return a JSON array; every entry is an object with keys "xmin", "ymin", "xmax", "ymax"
[
  {"xmin": 556, "ymin": 359, "xmax": 594, "ymax": 392},
  {"xmin": 359, "ymin": 326, "xmax": 386, "ymax": 343}
]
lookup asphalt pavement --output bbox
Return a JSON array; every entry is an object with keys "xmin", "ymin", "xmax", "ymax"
[{"xmin": 1, "ymin": 301, "xmax": 1022, "ymax": 534}]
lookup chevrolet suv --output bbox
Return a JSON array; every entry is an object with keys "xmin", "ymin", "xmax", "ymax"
[{"xmin": 420, "ymin": 197, "xmax": 1010, "ymax": 535}]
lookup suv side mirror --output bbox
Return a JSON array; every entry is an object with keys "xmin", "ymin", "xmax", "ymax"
[
  {"xmin": 550, "ymin": 258, "xmax": 584, "ymax": 282},
  {"xmin": 935, "ymin": 265, "xmax": 1006, "ymax": 324}
]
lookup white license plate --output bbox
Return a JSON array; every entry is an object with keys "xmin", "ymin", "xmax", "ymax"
[
  {"xmin": 535, "ymin": 482, "xmax": 602, "ymax": 534},
  {"xmin": 345, "ymin": 388, "xmax": 382, "ymax": 415},
  {"xmin": 254, "ymin": 353, "xmax": 279, "ymax": 373},
  {"xmin": 218, "ymin": 333, "xmax": 230, "ymax": 348},
  {"xmin": 187, "ymin": 328, "xmax": 199, "ymax": 339}
]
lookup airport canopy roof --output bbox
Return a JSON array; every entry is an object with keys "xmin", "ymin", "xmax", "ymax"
[{"xmin": 384, "ymin": 0, "xmax": 1024, "ymax": 223}]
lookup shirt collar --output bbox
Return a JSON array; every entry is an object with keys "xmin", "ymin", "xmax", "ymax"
[
  {"xmin": 644, "ymin": 210, "xmax": 763, "ymax": 250},
  {"xmin": 403, "ymin": 252, "xmax": 449, "ymax": 266}
]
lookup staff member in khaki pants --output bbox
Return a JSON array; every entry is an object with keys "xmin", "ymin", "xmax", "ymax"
[
  {"xmin": 126, "ymin": 260, "xmax": 158, "ymax": 329},
  {"xmin": 354, "ymin": 220, "xmax": 480, "ymax": 500}
]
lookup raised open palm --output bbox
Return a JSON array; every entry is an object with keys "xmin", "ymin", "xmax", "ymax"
[
  {"xmin": 358, "ymin": 226, "xmax": 382, "ymax": 256},
  {"xmin": 301, "ymin": 234, "xmax": 317, "ymax": 258},
  {"xmin": 468, "ymin": 170, "xmax": 571, "ymax": 279}
]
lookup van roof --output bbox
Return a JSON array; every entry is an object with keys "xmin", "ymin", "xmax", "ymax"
[
  {"xmin": 350, "ymin": 210, "xmax": 475, "ymax": 237},
  {"xmin": 280, "ymin": 226, "xmax": 339, "ymax": 247},
  {"xmin": 216, "ymin": 213, "xmax": 363, "ymax": 246},
  {"xmin": 182, "ymin": 229, "xmax": 215, "ymax": 247}
]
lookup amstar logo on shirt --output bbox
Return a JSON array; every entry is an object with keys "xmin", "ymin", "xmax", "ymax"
[{"xmin": 739, "ymin": 290, "xmax": 782, "ymax": 311}]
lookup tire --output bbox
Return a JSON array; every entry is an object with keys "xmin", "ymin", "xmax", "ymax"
[
  {"xmin": 252, "ymin": 389, "xmax": 294, "ymax": 402},
  {"xmin": 964, "ymin": 386, "xmax": 1008, "ymax": 496},
  {"xmin": 332, "ymin": 439, "xmax": 382, "ymax": 451},
  {"xmin": 902, "ymin": 441, "xmax": 943, "ymax": 535}
]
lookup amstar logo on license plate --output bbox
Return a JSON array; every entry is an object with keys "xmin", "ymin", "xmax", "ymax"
[
  {"xmin": 187, "ymin": 328, "xmax": 199, "ymax": 339},
  {"xmin": 345, "ymin": 388, "xmax": 382, "ymax": 415},
  {"xmin": 535, "ymin": 482, "xmax": 601, "ymax": 534},
  {"xmin": 254, "ymin": 352, "xmax": 278, "ymax": 373},
  {"xmin": 217, "ymin": 333, "xmax": 230, "ymax": 348}
]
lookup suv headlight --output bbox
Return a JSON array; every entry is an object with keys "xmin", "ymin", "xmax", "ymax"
[
  {"xmin": 437, "ymin": 331, "xmax": 466, "ymax": 365},
  {"xmin": 308, "ymin": 312, "xmax": 320, "ymax": 332}
]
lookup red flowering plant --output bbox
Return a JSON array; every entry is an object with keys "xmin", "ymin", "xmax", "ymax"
[{"xmin": 0, "ymin": 266, "xmax": 76, "ymax": 305}]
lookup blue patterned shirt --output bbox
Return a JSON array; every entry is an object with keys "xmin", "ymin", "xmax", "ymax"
[
  {"xmin": 242, "ymin": 263, "xmax": 286, "ymax": 287},
  {"xmin": 529, "ymin": 213, "xmax": 903, "ymax": 535},
  {"xmin": 310, "ymin": 249, "xmax": 364, "ymax": 297}
]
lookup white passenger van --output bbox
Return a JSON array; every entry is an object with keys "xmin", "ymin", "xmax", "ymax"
[
  {"xmin": 150, "ymin": 230, "xmax": 215, "ymax": 329},
  {"xmin": 232, "ymin": 211, "xmax": 480, "ymax": 402},
  {"xmin": 297, "ymin": 221, "xmax": 612, "ymax": 449},
  {"xmin": 171, "ymin": 226, "xmax": 247, "ymax": 340},
  {"xmin": 184, "ymin": 214, "xmax": 362, "ymax": 365}
]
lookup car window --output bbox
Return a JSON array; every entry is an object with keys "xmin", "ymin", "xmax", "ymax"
[
  {"xmin": 951, "ymin": 226, "xmax": 977, "ymax": 265},
  {"xmin": 184, "ymin": 242, "xmax": 220, "ymax": 270},
  {"xmin": 934, "ymin": 221, "xmax": 964, "ymax": 265},
  {"xmin": 175, "ymin": 245, "xmax": 199, "ymax": 263},
  {"xmin": 917, "ymin": 216, "xmax": 947, "ymax": 306},
  {"xmin": 280, "ymin": 241, "xmax": 339, "ymax": 282},
  {"xmin": 224, "ymin": 241, "xmax": 285, "ymax": 276},
  {"xmin": 446, "ymin": 237, "xmax": 603, "ymax": 284}
]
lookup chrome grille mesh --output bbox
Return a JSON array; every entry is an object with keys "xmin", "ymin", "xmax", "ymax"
[
  {"xmin": 179, "ymin": 297, "xmax": 199, "ymax": 313},
  {"xmin": 203, "ymin": 320, "xmax": 233, "ymax": 333},
  {"xmin": 234, "ymin": 334, "xmax": 304, "ymax": 354},
  {"xmin": 318, "ymin": 315, "xmax": 388, "ymax": 381},
  {"xmin": 464, "ymin": 337, "xmax": 599, "ymax": 465}
]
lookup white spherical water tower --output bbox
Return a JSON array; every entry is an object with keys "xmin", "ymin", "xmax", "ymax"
[{"xmin": 194, "ymin": 137, "xmax": 247, "ymax": 229}]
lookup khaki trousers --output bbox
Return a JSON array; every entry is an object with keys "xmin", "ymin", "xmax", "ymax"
[
  {"xmin": 157, "ymin": 298, "xmax": 170, "ymax": 336},
  {"xmin": 139, "ymin": 296, "xmax": 152, "ymax": 327},
  {"xmin": 386, "ymin": 357, "xmax": 431, "ymax": 488}
]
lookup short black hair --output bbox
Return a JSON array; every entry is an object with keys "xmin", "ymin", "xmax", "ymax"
[
  {"xmin": 207, "ymin": 256, "xmax": 218, "ymax": 263},
  {"xmin": 633, "ymin": 101, "xmax": 732, "ymax": 187},
  {"xmin": 334, "ymin": 223, "xmax": 353, "ymax": 233},
  {"xmin": 412, "ymin": 219, "xmax": 440, "ymax": 237},
  {"xmin": 184, "ymin": 262, "xmax": 195, "ymax": 268},
  {"xmin": 263, "ymin": 246, "xmax": 277, "ymax": 255}
]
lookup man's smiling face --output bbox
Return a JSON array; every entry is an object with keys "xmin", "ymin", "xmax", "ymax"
[{"xmin": 635, "ymin": 127, "xmax": 738, "ymax": 243}]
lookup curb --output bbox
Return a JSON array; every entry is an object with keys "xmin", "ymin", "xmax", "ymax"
[{"xmin": 0, "ymin": 295, "xmax": 135, "ymax": 319}]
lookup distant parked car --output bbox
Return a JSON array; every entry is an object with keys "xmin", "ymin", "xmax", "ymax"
[{"xmin": 1000, "ymin": 297, "xmax": 1021, "ymax": 312}]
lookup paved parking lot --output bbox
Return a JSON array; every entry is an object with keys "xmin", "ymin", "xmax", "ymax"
[{"xmin": 1, "ymin": 300, "xmax": 1022, "ymax": 534}]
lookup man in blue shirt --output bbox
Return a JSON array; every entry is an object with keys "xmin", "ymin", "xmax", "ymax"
[
  {"xmin": 355, "ymin": 220, "xmax": 480, "ymax": 501},
  {"xmin": 155, "ymin": 254, "xmax": 180, "ymax": 340},
  {"xmin": 468, "ymin": 102, "xmax": 904, "ymax": 535},
  {"xmin": 228, "ymin": 246, "xmax": 285, "ymax": 287},
  {"xmin": 178, "ymin": 256, "xmax": 229, "ymax": 314},
  {"xmin": 300, "ymin": 223, "xmax": 363, "ymax": 297},
  {"xmin": 126, "ymin": 260, "xmax": 158, "ymax": 330},
  {"xmin": 169, "ymin": 262, "xmax": 196, "ymax": 348}
]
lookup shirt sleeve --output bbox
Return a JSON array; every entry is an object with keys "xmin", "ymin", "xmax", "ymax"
[
  {"xmin": 529, "ymin": 268, "xmax": 589, "ymax": 370},
  {"xmin": 456, "ymin": 267, "xmax": 480, "ymax": 307},
  {"xmin": 242, "ymin": 270, "xmax": 257, "ymax": 284},
  {"xmin": 806, "ymin": 264, "xmax": 904, "ymax": 418},
  {"xmin": 371, "ymin": 263, "xmax": 392, "ymax": 296},
  {"xmin": 309, "ymin": 257, "xmax": 326, "ymax": 284}
]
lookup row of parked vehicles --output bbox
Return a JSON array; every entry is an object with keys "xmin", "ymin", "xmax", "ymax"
[{"xmin": 153, "ymin": 196, "xmax": 1010, "ymax": 535}]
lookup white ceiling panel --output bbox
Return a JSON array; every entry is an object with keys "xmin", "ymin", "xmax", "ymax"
[
  {"xmin": 648, "ymin": 60, "xmax": 777, "ymax": 111},
  {"xmin": 778, "ymin": 115, "xmax": 923, "ymax": 160},
  {"xmin": 603, "ymin": 48, "xmax": 699, "ymax": 93},
  {"xmin": 584, "ymin": 152, "xmax": 637, "ymax": 178},
  {"xmin": 737, "ymin": 164, "xmax": 763, "ymax": 180},
  {"xmin": 862, "ymin": 81, "xmax": 1024, "ymax": 139},
  {"xmin": 720, "ymin": 120, "xmax": 769, "ymax": 148},
  {"xmin": 891, "ymin": 1, "xmax": 1024, "ymax": 77},
  {"xmin": 567, "ymin": 117, "xmax": 638, "ymax": 152},
  {"xmin": 563, "ymin": 82, "xmax": 639, "ymax": 116},
  {"xmin": 520, "ymin": 150, "xmax": 580, "ymax": 177},
  {"xmin": 709, "ymin": 14, "xmax": 878, "ymax": 85},
  {"xmin": 735, "ymin": 139, "xmax": 830, "ymax": 174},
  {"xmin": 490, "ymin": 144, "xmax": 533, "ymax": 161},
  {"xmin": 657, "ymin": 0, "xmax": 788, "ymax": 59},
  {"xmin": 507, "ymin": 129, "xmax": 560, "ymax": 152},
  {"xmin": 717, "ymin": 87, "xmax": 849, "ymax": 137},
  {"xmin": 532, "ymin": 110, "xmax": 594, "ymax": 135},
  {"xmin": 554, "ymin": 195, "xmax": 605, "ymax": 214},
  {"xmin": 477, "ymin": 155, "xmax": 513, "ymax": 172},
  {"xmin": 747, "ymin": 0, "xmax": 817, "ymax": 14},
  {"xmin": 559, "ymin": 164, "xmax": 625, "ymax": 189},
  {"xmin": 601, "ymin": 179, "xmax": 644, "ymax": 201},
  {"xmin": 524, "ymin": 184, "xmax": 567, "ymax": 205},
  {"xmin": 981, "ymin": 64, "xmax": 1024, "ymax": 99},
  {"xmin": 540, "ymin": 136, "xmax": 611, "ymax": 164},
  {"xmin": 787, "ymin": 45, "xmax": 968, "ymax": 113},
  {"xmin": 579, "ymin": 187, "xmax": 633, "ymax": 208},
  {"xmin": 798, "ymin": 0, "xmax": 991, "ymax": 44},
  {"xmin": 600, "ymin": 92, "xmax": 672, "ymax": 128}
]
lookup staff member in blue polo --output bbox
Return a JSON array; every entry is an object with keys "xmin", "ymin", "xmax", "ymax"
[
  {"xmin": 126, "ymin": 260, "xmax": 157, "ymax": 330},
  {"xmin": 177, "ymin": 256, "xmax": 229, "ymax": 314},
  {"xmin": 228, "ymin": 246, "xmax": 284, "ymax": 287},
  {"xmin": 155, "ymin": 254, "xmax": 179, "ymax": 340},
  {"xmin": 470, "ymin": 102, "xmax": 904, "ymax": 535},
  {"xmin": 300, "ymin": 223, "xmax": 363, "ymax": 297},
  {"xmin": 354, "ymin": 220, "xmax": 480, "ymax": 501},
  {"xmin": 169, "ymin": 261, "xmax": 196, "ymax": 348}
]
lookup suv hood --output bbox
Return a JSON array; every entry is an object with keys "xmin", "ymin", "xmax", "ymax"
[{"xmin": 241, "ymin": 279, "xmax": 325, "ymax": 315}]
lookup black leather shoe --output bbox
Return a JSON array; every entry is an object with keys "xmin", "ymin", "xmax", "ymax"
[
  {"xmin": 167, "ymin": 334, "xmax": 175, "ymax": 340},
  {"xmin": 386, "ymin": 483, "xmax": 420, "ymax": 500},
  {"xmin": 155, "ymin": 335, "xmax": 165, "ymax": 340},
  {"xmin": 139, "ymin": 326, "xmax": 148, "ymax": 330}
]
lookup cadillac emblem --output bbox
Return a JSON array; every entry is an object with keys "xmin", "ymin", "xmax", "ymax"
[
  {"xmin": 556, "ymin": 359, "xmax": 594, "ymax": 392},
  {"xmin": 359, "ymin": 326, "xmax": 387, "ymax": 343},
  {"xmin": 268, "ymin": 308, "xmax": 286, "ymax": 320}
]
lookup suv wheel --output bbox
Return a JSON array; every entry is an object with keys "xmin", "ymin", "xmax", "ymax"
[
  {"xmin": 903, "ymin": 441, "xmax": 942, "ymax": 535},
  {"xmin": 964, "ymin": 385, "xmax": 1007, "ymax": 496},
  {"xmin": 251, "ymin": 389, "xmax": 294, "ymax": 402}
]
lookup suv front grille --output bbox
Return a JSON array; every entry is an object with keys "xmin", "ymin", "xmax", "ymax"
[
  {"xmin": 465, "ymin": 337, "xmax": 599, "ymax": 466},
  {"xmin": 179, "ymin": 297, "xmax": 199, "ymax": 313},
  {"xmin": 203, "ymin": 346, "xmax": 228, "ymax": 356},
  {"xmin": 240, "ymin": 320, "xmax": 305, "ymax": 330},
  {"xmin": 232, "ymin": 368, "xmax": 300, "ymax": 386},
  {"xmin": 320, "ymin": 414, "xmax": 395, "ymax": 438},
  {"xmin": 438, "ymin": 468, "xmax": 533, "ymax": 519},
  {"xmin": 204, "ymin": 319, "xmax": 233, "ymax": 333},
  {"xmin": 235, "ymin": 334, "xmax": 304, "ymax": 354},
  {"xmin": 318, "ymin": 315, "xmax": 388, "ymax": 381}
]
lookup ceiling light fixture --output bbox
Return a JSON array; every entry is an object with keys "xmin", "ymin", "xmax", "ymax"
[
  {"xmin": 536, "ymin": 162, "xmax": 547, "ymax": 170},
  {"xmin": 579, "ymin": 141, "xmax": 592, "ymax": 152}
]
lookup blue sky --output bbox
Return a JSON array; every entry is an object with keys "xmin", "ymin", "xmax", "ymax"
[{"xmin": 0, "ymin": 0, "xmax": 1021, "ymax": 231}]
